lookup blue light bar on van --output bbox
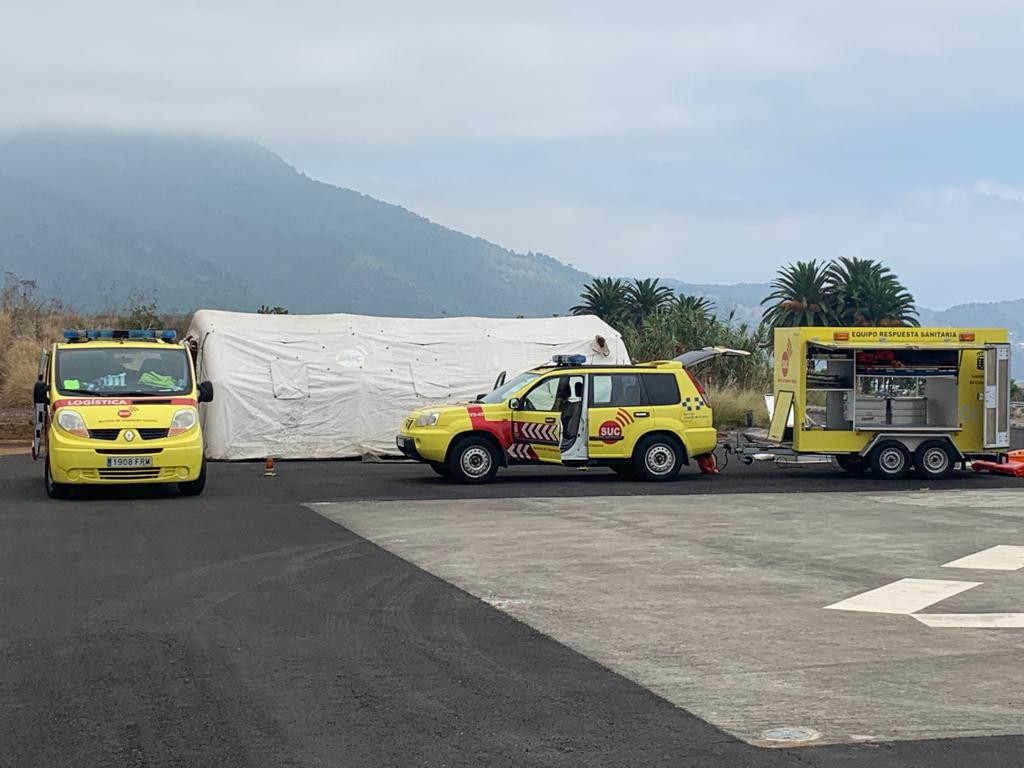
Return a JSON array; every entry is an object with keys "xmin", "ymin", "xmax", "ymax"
[
  {"xmin": 63, "ymin": 329, "xmax": 177, "ymax": 341},
  {"xmin": 552, "ymin": 354, "xmax": 588, "ymax": 366}
]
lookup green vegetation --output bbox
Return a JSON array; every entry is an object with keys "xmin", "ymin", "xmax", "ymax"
[
  {"xmin": 0, "ymin": 274, "xmax": 186, "ymax": 407},
  {"xmin": 572, "ymin": 276, "xmax": 770, "ymax": 392},
  {"xmin": 762, "ymin": 257, "xmax": 918, "ymax": 327}
]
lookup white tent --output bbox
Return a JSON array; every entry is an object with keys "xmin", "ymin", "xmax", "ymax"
[{"xmin": 186, "ymin": 310, "xmax": 630, "ymax": 460}]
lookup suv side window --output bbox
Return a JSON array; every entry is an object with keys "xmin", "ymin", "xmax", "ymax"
[
  {"xmin": 521, "ymin": 375, "xmax": 583, "ymax": 412},
  {"xmin": 640, "ymin": 373, "xmax": 681, "ymax": 405},
  {"xmin": 590, "ymin": 373, "xmax": 645, "ymax": 407}
]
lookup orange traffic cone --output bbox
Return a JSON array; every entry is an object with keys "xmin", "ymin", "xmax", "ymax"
[{"xmin": 264, "ymin": 457, "xmax": 276, "ymax": 477}]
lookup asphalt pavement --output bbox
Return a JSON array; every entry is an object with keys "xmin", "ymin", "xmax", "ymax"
[{"xmin": 2, "ymin": 442, "xmax": 1024, "ymax": 767}]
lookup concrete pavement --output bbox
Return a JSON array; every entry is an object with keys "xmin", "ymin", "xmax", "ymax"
[{"xmin": 313, "ymin": 489, "xmax": 1024, "ymax": 746}]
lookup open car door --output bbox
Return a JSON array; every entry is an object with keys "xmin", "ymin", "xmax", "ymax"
[
  {"xmin": 559, "ymin": 376, "xmax": 589, "ymax": 462},
  {"xmin": 674, "ymin": 347, "xmax": 752, "ymax": 367}
]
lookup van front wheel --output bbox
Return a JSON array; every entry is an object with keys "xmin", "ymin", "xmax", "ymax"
[
  {"xmin": 44, "ymin": 459, "xmax": 70, "ymax": 499},
  {"xmin": 178, "ymin": 461, "xmax": 207, "ymax": 496}
]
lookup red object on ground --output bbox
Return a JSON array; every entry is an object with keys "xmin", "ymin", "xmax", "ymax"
[
  {"xmin": 265, "ymin": 457, "xmax": 276, "ymax": 476},
  {"xmin": 697, "ymin": 454, "xmax": 719, "ymax": 475},
  {"xmin": 972, "ymin": 460, "xmax": 1024, "ymax": 478}
]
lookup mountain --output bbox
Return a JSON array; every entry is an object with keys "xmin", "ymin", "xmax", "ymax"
[
  {"xmin": 1, "ymin": 129, "xmax": 1020, "ymax": 378},
  {"xmin": 0, "ymin": 130, "xmax": 588, "ymax": 316}
]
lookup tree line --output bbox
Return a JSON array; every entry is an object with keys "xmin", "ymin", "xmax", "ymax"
[{"xmin": 569, "ymin": 257, "xmax": 919, "ymax": 388}]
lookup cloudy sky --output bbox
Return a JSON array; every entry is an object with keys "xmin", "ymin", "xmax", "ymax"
[{"xmin": 3, "ymin": 0, "xmax": 1024, "ymax": 308}]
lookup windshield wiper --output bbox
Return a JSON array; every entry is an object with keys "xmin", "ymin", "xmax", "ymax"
[{"xmin": 58, "ymin": 388, "xmax": 102, "ymax": 396}]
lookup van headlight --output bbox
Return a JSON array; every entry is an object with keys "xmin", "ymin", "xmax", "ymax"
[
  {"xmin": 56, "ymin": 409, "xmax": 88, "ymax": 437},
  {"xmin": 415, "ymin": 412, "xmax": 440, "ymax": 427},
  {"xmin": 169, "ymin": 408, "xmax": 198, "ymax": 436}
]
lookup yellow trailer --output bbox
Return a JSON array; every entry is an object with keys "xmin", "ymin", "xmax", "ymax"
[{"xmin": 767, "ymin": 327, "xmax": 1012, "ymax": 479}]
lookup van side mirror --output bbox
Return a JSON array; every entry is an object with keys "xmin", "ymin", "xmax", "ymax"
[
  {"xmin": 197, "ymin": 380, "xmax": 214, "ymax": 403},
  {"xmin": 508, "ymin": 397, "xmax": 521, "ymax": 411},
  {"xmin": 33, "ymin": 381, "xmax": 48, "ymax": 405}
]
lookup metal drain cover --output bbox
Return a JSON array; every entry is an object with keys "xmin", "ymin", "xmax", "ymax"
[{"xmin": 760, "ymin": 727, "xmax": 820, "ymax": 744}]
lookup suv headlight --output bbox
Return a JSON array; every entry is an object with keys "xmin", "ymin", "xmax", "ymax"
[
  {"xmin": 415, "ymin": 412, "xmax": 440, "ymax": 427},
  {"xmin": 169, "ymin": 408, "xmax": 198, "ymax": 436},
  {"xmin": 56, "ymin": 409, "xmax": 88, "ymax": 437}
]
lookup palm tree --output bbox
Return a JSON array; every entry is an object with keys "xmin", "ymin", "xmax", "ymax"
[
  {"xmin": 848, "ymin": 273, "xmax": 919, "ymax": 326},
  {"xmin": 625, "ymin": 278, "xmax": 675, "ymax": 326},
  {"xmin": 673, "ymin": 293, "xmax": 715, "ymax": 321},
  {"xmin": 571, "ymin": 277, "xmax": 629, "ymax": 324},
  {"xmin": 761, "ymin": 260, "xmax": 836, "ymax": 327},
  {"xmin": 828, "ymin": 256, "xmax": 918, "ymax": 326}
]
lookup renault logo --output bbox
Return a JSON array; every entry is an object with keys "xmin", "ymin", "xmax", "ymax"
[{"xmin": 124, "ymin": 430, "xmax": 135, "ymax": 442}]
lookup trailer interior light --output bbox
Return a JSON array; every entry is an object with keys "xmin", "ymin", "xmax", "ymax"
[
  {"xmin": 833, "ymin": 332, "xmax": 850, "ymax": 341},
  {"xmin": 959, "ymin": 332, "xmax": 976, "ymax": 342}
]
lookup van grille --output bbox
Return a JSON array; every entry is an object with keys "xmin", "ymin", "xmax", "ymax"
[
  {"xmin": 88, "ymin": 429, "xmax": 121, "ymax": 440},
  {"xmin": 87, "ymin": 428, "xmax": 170, "ymax": 441},
  {"xmin": 97, "ymin": 468, "xmax": 163, "ymax": 480}
]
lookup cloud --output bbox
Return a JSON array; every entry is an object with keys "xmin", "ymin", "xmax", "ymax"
[
  {"xmin": 3, "ymin": 1, "xmax": 1023, "ymax": 308},
  {"xmin": 397, "ymin": 182, "xmax": 1024, "ymax": 309},
  {"xmin": 3, "ymin": 1, "xmax": 1024, "ymax": 144}
]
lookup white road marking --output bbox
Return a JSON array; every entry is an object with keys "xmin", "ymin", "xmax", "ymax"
[
  {"xmin": 824, "ymin": 578, "xmax": 981, "ymax": 615},
  {"xmin": 942, "ymin": 545, "xmax": 1024, "ymax": 571},
  {"xmin": 914, "ymin": 613, "xmax": 1024, "ymax": 629}
]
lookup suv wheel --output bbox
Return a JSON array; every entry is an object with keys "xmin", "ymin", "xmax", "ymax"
[
  {"xmin": 633, "ymin": 435, "xmax": 682, "ymax": 482},
  {"xmin": 447, "ymin": 437, "xmax": 500, "ymax": 484}
]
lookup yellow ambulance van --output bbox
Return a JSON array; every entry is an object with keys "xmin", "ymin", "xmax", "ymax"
[{"xmin": 33, "ymin": 330, "xmax": 214, "ymax": 498}]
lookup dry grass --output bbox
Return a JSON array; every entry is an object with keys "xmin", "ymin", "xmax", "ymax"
[
  {"xmin": 0, "ymin": 304, "xmax": 189, "ymax": 407},
  {"xmin": 708, "ymin": 387, "xmax": 769, "ymax": 429}
]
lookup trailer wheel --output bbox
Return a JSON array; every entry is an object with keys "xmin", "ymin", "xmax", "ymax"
[
  {"xmin": 836, "ymin": 454, "xmax": 869, "ymax": 475},
  {"xmin": 914, "ymin": 440, "xmax": 956, "ymax": 480},
  {"xmin": 869, "ymin": 440, "xmax": 911, "ymax": 480}
]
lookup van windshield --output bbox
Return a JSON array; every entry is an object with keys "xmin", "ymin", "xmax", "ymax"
[
  {"xmin": 56, "ymin": 347, "xmax": 193, "ymax": 397},
  {"xmin": 479, "ymin": 372, "xmax": 540, "ymax": 404}
]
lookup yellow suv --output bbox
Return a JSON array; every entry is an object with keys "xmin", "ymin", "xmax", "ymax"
[
  {"xmin": 33, "ymin": 329, "xmax": 214, "ymax": 498},
  {"xmin": 397, "ymin": 349, "xmax": 745, "ymax": 483}
]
